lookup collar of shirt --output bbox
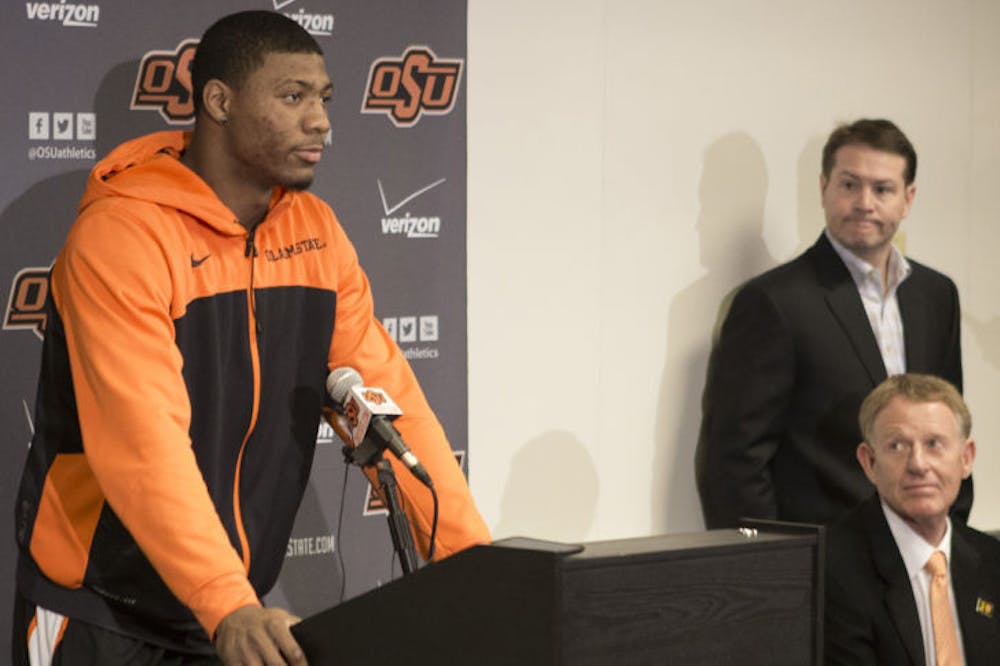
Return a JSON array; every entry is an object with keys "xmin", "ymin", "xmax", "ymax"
[
  {"xmin": 881, "ymin": 498, "xmax": 953, "ymax": 578},
  {"xmin": 825, "ymin": 228, "xmax": 912, "ymax": 296}
]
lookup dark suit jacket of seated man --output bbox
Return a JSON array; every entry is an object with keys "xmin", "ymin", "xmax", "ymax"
[{"xmin": 825, "ymin": 374, "xmax": 1000, "ymax": 665}]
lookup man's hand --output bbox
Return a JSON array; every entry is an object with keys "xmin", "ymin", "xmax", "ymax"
[{"xmin": 215, "ymin": 605, "xmax": 306, "ymax": 665}]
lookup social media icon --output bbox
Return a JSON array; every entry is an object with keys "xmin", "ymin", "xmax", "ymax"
[
  {"xmin": 419, "ymin": 316, "xmax": 439, "ymax": 342},
  {"xmin": 28, "ymin": 113, "xmax": 49, "ymax": 140},
  {"xmin": 53, "ymin": 113, "xmax": 74, "ymax": 140},
  {"xmin": 399, "ymin": 316, "xmax": 417, "ymax": 343},
  {"xmin": 382, "ymin": 317, "xmax": 398, "ymax": 341},
  {"xmin": 77, "ymin": 113, "xmax": 96, "ymax": 141}
]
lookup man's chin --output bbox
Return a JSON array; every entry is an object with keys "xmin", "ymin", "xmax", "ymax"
[
  {"xmin": 898, "ymin": 498, "xmax": 948, "ymax": 520},
  {"xmin": 284, "ymin": 177, "xmax": 315, "ymax": 192},
  {"xmin": 840, "ymin": 234, "xmax": 884, "ymax": 251}
]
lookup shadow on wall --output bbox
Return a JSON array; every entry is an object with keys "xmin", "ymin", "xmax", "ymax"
[
  {"xmin": 795, "ymin": 134, "xmax": 826, "ymax": 257},
  {"xmin": 652, "ymin": 131, "xmax": 776, "ymax": 534},
  {"xmin": 493, "ymin": 430, "xmax": 598, "ymax": 544}
]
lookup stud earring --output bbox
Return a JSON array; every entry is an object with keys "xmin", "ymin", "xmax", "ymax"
[{"xmin": 219, "ymin": 116, "xmax": 229, "ymax": 126}]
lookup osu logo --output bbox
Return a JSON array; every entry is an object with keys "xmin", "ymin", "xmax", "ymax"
[
  {"xmin": 362, "ymin": 46, "xmax": 462, "ymax": 127},
  {"xmin": 132, "ymin": 39, "xmax": 198, "ymax": 125},
  {"xmin": 343, "ymin": 397, "xmax": 360, "ymax": 429},
  {"xmin": 361, "ymin": 389, "xmax": 387, "ymax": 405},
  {"xmin": 4, "ymin": 267, "xmax": 51, "ymax": 340}
]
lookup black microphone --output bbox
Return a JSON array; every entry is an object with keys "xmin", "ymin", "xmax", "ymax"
[{"xmin": 326, "ymin": 367, "xmax": 433, "ymax": 488}]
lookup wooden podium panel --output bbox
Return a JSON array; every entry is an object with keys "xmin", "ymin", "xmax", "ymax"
[
  {"xmin": 291, "ymin": 526, "xmax": 822, "ymax": 665},
  {"xmin": 559, "ymin": 529, "xmax": 820, "ymax": 664}
]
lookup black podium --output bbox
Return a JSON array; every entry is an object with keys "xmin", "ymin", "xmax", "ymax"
[{"xmin": 292, "ymin": 525, "xmax": 823, "ymax": 665}]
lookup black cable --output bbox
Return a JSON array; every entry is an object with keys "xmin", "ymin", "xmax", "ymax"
[
  {"xmin": 335, "ymin": 462, "xmax": 350, "ymax": 604},
  {"xmin": 426, "ymin": 481, "xmax": 438, "ymax": 563}
]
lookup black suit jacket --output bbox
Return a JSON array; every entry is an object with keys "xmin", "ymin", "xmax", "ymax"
[
  {"xmin": 825, "ymin": 495, "xmax": 1000, "ymax": 665},
  {"xmin": 696, "ymin": 233, "xmax": 969, "ymax": 528}
]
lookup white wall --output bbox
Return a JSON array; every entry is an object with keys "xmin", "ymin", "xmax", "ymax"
[{"xmin": 466, "ymin": 0, "xmax": 1000, "ymax": 542}]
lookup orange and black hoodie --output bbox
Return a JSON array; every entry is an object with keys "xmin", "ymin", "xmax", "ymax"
[{"xmin": 14, "ymin": 131, "xmax": 490, "ymax": 653}]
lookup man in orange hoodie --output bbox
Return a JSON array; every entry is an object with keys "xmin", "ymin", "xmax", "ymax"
[{"xmin": 12, "ymin": 10, "xmax": 489, "ymax": 665}]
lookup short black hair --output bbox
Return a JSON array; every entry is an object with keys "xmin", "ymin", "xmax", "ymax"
[
  {"xmin": 191, "ymin": 10, "xmax": 322, "ymax": 114},
  {"xmin": 821, "ymin": 118, "xmax": 918, "ymax": 185}
]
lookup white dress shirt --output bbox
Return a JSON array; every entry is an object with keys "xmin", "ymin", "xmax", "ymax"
[
  {"xmin": 826, "ymin": 229, "xmax": 911, "ymax": 377},
  {"xmin": 882, "ymin": 499, "xmax": 967, "ymax": 666}
]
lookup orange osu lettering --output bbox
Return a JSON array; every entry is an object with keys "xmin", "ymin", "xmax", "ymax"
[
  {"xmin": 362, "ymin": 46, "xmax": 463, "ymax": 127},
  {"xmin": 343, "ymin": 398, "xmax": 360, "ymax": 429},
  {"xmin": 4, "ymin": 267, "xmax": 51, "ymax": 339},
  {"xmin": 132, "ymin": 39, "xmax": 198, "ymax": 125},
  {"xmin": 362, "ymin": 389, "xmax": 387, "ymax": 405},
  {"xmin": 364, "ymin": 483, "xmax": 388, "ymax": 515}
]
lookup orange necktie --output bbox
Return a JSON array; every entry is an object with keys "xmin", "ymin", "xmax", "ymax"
[{"xmin": 924, "ymin": 550, "xmax": 962, "ymax": 666}]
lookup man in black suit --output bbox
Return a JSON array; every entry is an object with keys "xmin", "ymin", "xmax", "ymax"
[
  {"xmin": 695, "ymin": 118, "xmax": 970, "ymax": 528},
  {"xmin": 825, "ymin": 373, "xmax": 1000, "ymax": 665}
]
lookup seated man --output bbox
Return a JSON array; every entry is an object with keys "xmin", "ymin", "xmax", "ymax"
[{"xmin": 825, "ymin": 374, "xmax": 1000, "ymax": 665}]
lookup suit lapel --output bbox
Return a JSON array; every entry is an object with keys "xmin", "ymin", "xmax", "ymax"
[
  {"xmin": 897, "ymin": 277, "xmax": 930, "ymax": 372},
  {"xmin": 951, "ymin": 525, "xmax": 994, "ymax": 665},
  {"xmin": 811, "ymin": 235, "xmax": 887, "ymax": 385},
  {"xmin": 861, "ymin": 498, "xmax": 926, "ymax": 666}
]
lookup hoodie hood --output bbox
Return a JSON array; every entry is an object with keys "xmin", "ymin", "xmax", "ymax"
[{"xmin": 80, "ymin": 130, "xmax": 247, "ymax": 236}]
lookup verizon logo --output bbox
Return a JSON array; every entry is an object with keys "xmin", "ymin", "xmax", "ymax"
[{"xmin": 26, "ymin": 1, "xmax": 100, "ymax": 27}]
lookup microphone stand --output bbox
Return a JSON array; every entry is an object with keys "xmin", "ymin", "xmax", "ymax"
[
  {"xmin": 374, "ymin": 457, "xmax": 419, "ymax": 575},
  {"xmin": 342, "ymin": 433, "xmax": 420, "ymax": 576}
]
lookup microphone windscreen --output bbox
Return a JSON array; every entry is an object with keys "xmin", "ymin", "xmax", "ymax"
[{"xmin": 326, "ymin": 366, "xmax": 362, "ymax": 404}]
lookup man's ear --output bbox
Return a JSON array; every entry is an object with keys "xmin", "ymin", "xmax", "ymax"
[
  {"xmin": 901, "ymin": 183, "xmax": 917, "ymax": 218},
  {"xmin": 960, "ymin": 437, "xmax": 976, "ymax": 480},
  {"xmin": 202, "ymin": 79, "xmax": 232, "ymax": 126},
  {"xmin": 856, "ymin": 441, "xmax": 878, "ymax": 485}
]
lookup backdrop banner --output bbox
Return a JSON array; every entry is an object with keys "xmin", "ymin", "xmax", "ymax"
[{"xmin": 1, "ymin": 0, "xmax": 468, "ymax": 653}]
